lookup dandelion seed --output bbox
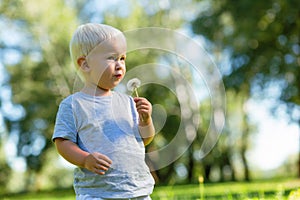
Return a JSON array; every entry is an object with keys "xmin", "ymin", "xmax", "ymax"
[{"xmin": 127, "ymin": 78, "xmax": 141, "ymax": 97}]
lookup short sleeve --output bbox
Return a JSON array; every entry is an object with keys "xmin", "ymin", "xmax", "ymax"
[
  {"xmin": 129, "ymin": 96, "xmax": 139, "ymax": 125},
  {"xmin": 52, "ymin": 99, "xmax": 77, "ymax": 143}
]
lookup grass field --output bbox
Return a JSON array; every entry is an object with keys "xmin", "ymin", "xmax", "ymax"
[{"xmin": 2, "ymin": 178, "xmax": 300, "ymax": 200}]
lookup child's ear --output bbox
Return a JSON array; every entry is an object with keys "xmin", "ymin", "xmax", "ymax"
[{"xmin": 77, "ymin": 56, "xmax": 90, "ymax": 72}]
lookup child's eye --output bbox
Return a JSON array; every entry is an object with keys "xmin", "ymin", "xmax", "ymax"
[
  {"xmin": 120, "ymin": 56, "xmax": 126, "ymax": 61},
  {"xmin": 107, "ymin": 56, "xmax": 115, "ymax": 60}
]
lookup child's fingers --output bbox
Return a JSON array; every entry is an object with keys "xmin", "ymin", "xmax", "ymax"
[
  {"xmin": 97, "ymin": 159, "xmax": 111, "ymax": 168},
  {"xmin": 134, "ymin": 98, "xmax": 151, "ymax": 111},
  {"xmin": 91, "ymin": 159, "xmax": 111, "ymax": 175},
  {"xmin": 134, "ymin": 97, "xmax": 152, "ymax": 123},
  {"xmin": 95, "ymin": 153, "xmax": 112, "ymax": 165},
  {"xmin": 96, "ymin": 164, "xmax": 109, "ymax": 171},
  {"xmin": 136, "ymin": 104, "xmax": 150, "ymax": 112},
  {"xmin": 134, "ymin": 97, "xmax": 150, "ymax": 105},
  {"xmin": 93, "ymin": 167, "xmax": 107, "ymax": 175},
  {"xmin": 133, "ymin": 97, "xmax": 140, "ymax": 102}
]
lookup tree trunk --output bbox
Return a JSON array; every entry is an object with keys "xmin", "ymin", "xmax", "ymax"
[
  {"xmin": 241, "ymin": 147, "xmax": 250, "ymax": 181},
  {"xmin": 187, "ymin": 147, "xmax": 194, "ymax": 183},
  {"xmin": 241, "ymin": 102, "xmax": 251, "ymax": 181},
  {"xmin": 298, "ymin": 153, "xmax": 300, "ymax": 178},
  {"xmin": 204, "ymin": 164, "xmax": 211, "ymax": 181},
  {"xmin": 298, "ymin": 120, "xmax": 300, "ymax": 177}
]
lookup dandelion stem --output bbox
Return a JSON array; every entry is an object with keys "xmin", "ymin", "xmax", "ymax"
[{"xmin": 134, "ymin": 88, "xmax": 139, "ymax": 97}]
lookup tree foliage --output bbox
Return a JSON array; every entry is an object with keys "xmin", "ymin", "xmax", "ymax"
[
  {"xmin": 0, "ymin": 0, "xmax": 78, "ymax": 189},
  {"xmin": 192, "ymin": 0, "xmax": 300, "ymax": 117},
  {"xmin": 191, "ymin": 0, "xmax": 300, "ymax": 179}
]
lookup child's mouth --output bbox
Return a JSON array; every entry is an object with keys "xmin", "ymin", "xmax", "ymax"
[{"xmin": 115, "ymin": 74, "xmax": 122, "ymax": 79}]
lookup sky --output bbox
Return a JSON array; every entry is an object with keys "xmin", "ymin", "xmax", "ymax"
[{"xmin": 246, "ymin": 98, "xmax": 299, "ymax": 171}]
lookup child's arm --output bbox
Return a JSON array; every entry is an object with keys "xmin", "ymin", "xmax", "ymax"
[
  {"xmin": 54, "ymin": 138, "xmax": 112, "ymax": 175},
  {"xmin": 134, "ymin": 97, "xmax": 155, "ymax": 146}
]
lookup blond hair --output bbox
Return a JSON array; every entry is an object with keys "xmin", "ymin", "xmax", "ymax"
[{"xmin": 69, "ymin": 23, "xmax": 124, "ymax": 77}]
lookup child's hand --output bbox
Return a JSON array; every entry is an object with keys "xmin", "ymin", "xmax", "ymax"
[
  {"xmin": 84, "ymin": 152, "xmax": 112, "ymax": 175},
  {"xmin": 134, "ymin": 97, "xmax": 152, "ymax": 125}
]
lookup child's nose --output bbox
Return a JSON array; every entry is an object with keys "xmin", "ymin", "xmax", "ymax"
[{"xmin": 115, "ymin": 62, "xmax": 123, "ymax": 70}]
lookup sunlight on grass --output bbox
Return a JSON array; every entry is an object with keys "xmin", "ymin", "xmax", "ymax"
[
  {"xmin": 151, "ymin": 178, "xmax": 300, "ymax": 200},
  {"xmin": 2, "ymin": 178, "xmax": 300, "ymax": 200}
]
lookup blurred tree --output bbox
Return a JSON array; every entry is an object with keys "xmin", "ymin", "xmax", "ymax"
[
  {"xmin": 224, "ymin": 89, "xmax": 257, "ymax": 181},
  {"xmin": 191, "ymin": 88, "xmax": 255, "ymax": 183},
  {"xmin": 0, "ymin": 0, "xmax": 77, "ymax": 190},
  {"xmin": 0, "ymin": 126, "xmax": 11, "ymax": 193},
  {"xmin": 192, "ymin": 0, "xmax": 300, "ymax": 176}
]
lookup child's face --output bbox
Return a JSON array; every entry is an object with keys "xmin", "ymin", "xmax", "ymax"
[{"xmin": 85, "ymin": 35, "xmax": 127, "ymax": 90}]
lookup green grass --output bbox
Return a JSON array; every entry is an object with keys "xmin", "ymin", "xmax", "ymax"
[
  {"xmin": 151, "ymin": 178, "xmax": 300, "ymax": 200},
  {"xmin": 2, "ymin": 178, "xmax": 300, "ymax": 200}
]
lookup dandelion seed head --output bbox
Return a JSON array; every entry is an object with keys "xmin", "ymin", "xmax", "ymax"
[{"xmin": 127, "ymin": 78, "xmax": 141, "ymax": 92}]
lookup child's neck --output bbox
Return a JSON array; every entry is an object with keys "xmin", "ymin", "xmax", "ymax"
[{"xmin": 81, "ymin": 85, "xmax": 112, "ymax": 96}]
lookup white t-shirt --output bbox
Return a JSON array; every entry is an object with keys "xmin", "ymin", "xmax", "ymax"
[{"xmin": 52, "ymin": 91, "xmax": 154, "ymax": 198}]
